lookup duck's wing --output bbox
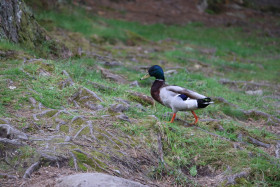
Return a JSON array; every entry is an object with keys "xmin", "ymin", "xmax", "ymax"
[{"xmin": 165, "ymin": 85, "xmax": 206, "ymax": 99}]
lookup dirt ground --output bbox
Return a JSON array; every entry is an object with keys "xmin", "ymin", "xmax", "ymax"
[{"xmin": 74, "ymin": 0, "xmax": 280, "ymax": 37}]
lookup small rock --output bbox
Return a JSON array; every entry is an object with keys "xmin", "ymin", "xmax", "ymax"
[
  {"xmin": 104, "ymin": 61, "xmax": 122, "ymax": 67},
  {"xmin": 109, "ymin": 104, "xmax": 129, "ymax": 113},
  {"xmin": 135, "ymin": 103, "xmax": 146, "ymax": 112},
  {"xmin": 99, "ymin": 67, "xmax": 127, "ymax": 84},
  {"xmin": 165, "ymin": 70, "xmax": 177, "ymax": 75},
  {"xmin": 198, "ymin": 48, "xmax": 216, "ymax": 55},
  {"xmin": 245, "ymin": 90, "xmax": 263, "ymax": 96},
  {"xmin": 8, "ymin": 86, "xmax": 16, "ymax": 90},
  {"xmin": 116, "ymin": 114, "xmax": 131, "ymax": 123},
  {"xmin": 55, "ymin": 118, "xmax": 67, "ymax": 125},
  {"xmin": 39, "ymin": 69, "xmax": 51, "ymax": 76},
  {"xmin": 85, "ymin": 101, "xmax": 104, "ymax": 111},
  {"xmin": 64, "ymin": 136, "xmax": 71, "ymax": 142},
  {"xmin": 147, "ymin": 115, "xmax": 159, "ymax": 120},
  {"xmin": 29, "ymin": 97, "xmax": 37, "ymax": 107},
  {"xmin": 129, "ymin": 80, "xmax": 139, "ymax": 87},
  {"xmin": 237, "ymin": 133, "xmax": 243, "ymax": 142},
  {"xmin": 101, "ymin": 115, "xmax": 111, "ymax": 118},
  {"xmin": 113, "ymin": 170, "xmax": 121, "ymax": 174},
  {"xmin": 215, "ymin": 125, "xmax": 225, "ymax": 132}
]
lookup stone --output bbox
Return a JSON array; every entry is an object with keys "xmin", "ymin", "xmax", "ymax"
[
  {"xmin": 116, "ymin": 114, "xmax": 131, "ymax": 123},
  {"xmin": 165, "ymin": 70, "xmax": 177, "ymax": 75},
  {"xmin": 85, "ymin": 101, "xmax": 104, "ymax": 111},
  {"xmin": 129, "ymin": 81, "xmax": 139, "ymax": 87},
  {"xmin": 135, "ymin": 104, "xmax": 146, "ymax": 112},
  {"xmin": 245, "ymin": 90, "xmax": 263, "ymax": 96},
  {"xmin": 64, "ymin": 136, "xmax": 71, "ymax": 142},
  {"xmin": 198, "ymin": 48, "xmax": 216, "ymax": 55},
  {"xmin": 99, "ymin": 67, "xmax": 127, "ymax": 84},
  {"xmin": 147, "ymin": 115, "xmax": 159, "ymax": 120},
  {"xmin": 104, "ymin": 61, "xmax": 122, "ymax": 67},
  {"xmin": 55, "ymin": 173, "xmax": 148, "ymax": 187},
  {"xmin": 28, "ymin": 97, "xmax": 37, "ymax": 107},
  {"xmin": 109, "ymin": 104, "xmax": 129, "ymax": 113}
]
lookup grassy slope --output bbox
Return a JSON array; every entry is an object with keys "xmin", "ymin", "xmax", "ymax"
[{"xmin": 1, "ymin": 5, "xmax": 280, "ymax": 186}]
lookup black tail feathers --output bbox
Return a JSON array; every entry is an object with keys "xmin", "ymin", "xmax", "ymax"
[{"xmin": 197, "ymin": 97, "xmax": 212, "ymax": 108}]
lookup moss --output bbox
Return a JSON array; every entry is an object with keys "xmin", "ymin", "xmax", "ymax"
[
  {"xmin": 73, "ymin": 151, "xmax": 104, "ymax": 172},
  {"xmin": 72, "ymin": 118, "xmax": 84, "ymax": 127},
  {"xmin": 127, "ymin": 92, "xmax": 154, "ymax": 107},
  {"xmin": 236, "ymin": 177, "xmax": 250, "ymax": 185},
  {"xmin": 60, "ymin": 125, "xmax": 69, "ymax": 133},
  {"xmin": 125, "ymin": 30, "xmax": 149, "ymax": 46},
  {"xmin": 45, "ymin": 110, "xmax": 58, "ymax": 117},
  {"xmin": 0, "ymin": 119, "xmax": 7, "ymax": 124}
]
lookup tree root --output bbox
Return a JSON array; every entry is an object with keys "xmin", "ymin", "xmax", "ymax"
[
  {"xmin": 219, "ymin": 78, "xmax": 279, "ymax": 89},
  {"xmin": 73, "ymin": 125, "xmax": 87, "ymax": 140},
  {"xmin": 87, "ymin": 121, "xmax": 98, "ymax": 141},
  {"xmin": 157, "ymin": 133, "xmax": 164, "ymax": 164},
  {"xmin": 240, "ymin": 109, "xmax": 280, "ymax": 126},
  {"xmin": 276, "ymin": 141, "xmax": 280, "ymax": 159},
  {"xmin": 247, "ymin": 137, "xmax": 271, "ymax": 148},
  {"xmin": 0, "ymin": 173, "xmax": 17, "ymax": 179},
  {"xmin": 23, "ymin": 161, "xmax": 40, "ymax": 179},
  {"xmin": 69, "ymin": 151, "xmax": 78, "ymax": 171},
  {"xmin": 0, "ymin": 138, "xmax": 25, "ymax": 146},
  {"xmin": 194, "ymin": 126, "xmax": 232, "ymax": 142},
  {"xmin": 213, "ymin": 97, "xmax": 280, "ymax": 125},
  {"xmin": 226, "ymin": 171, "xmax": 249, "ymax": 185}
]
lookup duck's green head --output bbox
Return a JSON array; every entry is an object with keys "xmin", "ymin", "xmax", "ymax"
[{"xmin": 141, "ymin": 65, "xmax": 165, "ymax": 80}]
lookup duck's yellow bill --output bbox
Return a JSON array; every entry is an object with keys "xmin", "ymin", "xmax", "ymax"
[{"xmin": 140, "ymin": 73, "xmax": 150, "ymax": 80}]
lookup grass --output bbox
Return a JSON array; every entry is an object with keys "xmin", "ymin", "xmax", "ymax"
[{"xmin": 1, "ymin": 4, "xmax": 280, "ymax": 186}]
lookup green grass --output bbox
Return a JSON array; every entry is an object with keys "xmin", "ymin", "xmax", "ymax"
[{"xmin": 1, "ymin": 4, "xmax": 280, "ymax": 186}]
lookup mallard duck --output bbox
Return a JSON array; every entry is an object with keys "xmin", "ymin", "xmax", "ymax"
[{"xmin": 141, "ymin": 65, "xmax": 213, "ymax": 124}]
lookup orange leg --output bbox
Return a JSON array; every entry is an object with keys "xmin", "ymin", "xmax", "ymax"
[
  {"xmin": 190, "ymin": 111, "xmax": 199, "ymax": 125},
  {"xmin": 170, "ymin": 113, "xmax": 176, "ymax": 123}
]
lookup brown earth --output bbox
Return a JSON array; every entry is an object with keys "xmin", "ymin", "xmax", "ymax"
[{"xmin": 74, "ymin": 0, "xmax": 280, "ymax": 37}]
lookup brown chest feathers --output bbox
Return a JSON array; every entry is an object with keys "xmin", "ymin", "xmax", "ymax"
[{"xmin": 151, "ymin": 80, "xmax": 165, "ymax": 105}]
